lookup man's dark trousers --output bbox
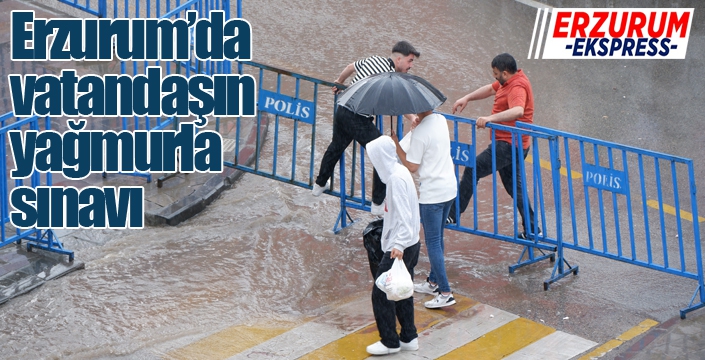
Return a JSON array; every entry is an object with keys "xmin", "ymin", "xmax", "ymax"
[
  {"xmin": 315, "ymin": 105, "xmax": 386, "ymax": 206},
  {"xmin": 449, "ymin": 141, "xmax": 536, "ymax": 233}
]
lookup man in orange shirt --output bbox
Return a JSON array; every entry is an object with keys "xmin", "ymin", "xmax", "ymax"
[{"xmin": 448, "ymin": 53, "xmax": 538, "ymax": 239}]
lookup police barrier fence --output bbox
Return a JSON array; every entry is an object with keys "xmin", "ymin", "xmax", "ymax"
[
  {"xmin": 517, "ymin": 123, "xmax": 704, "ymax": 318},
  {"xmin": 228, "ymin": 61, "xmax": 703, "ymax": 316},
  {"xmin": 1, "ymin": 114, "xmax": 74, "ymax": 261}
]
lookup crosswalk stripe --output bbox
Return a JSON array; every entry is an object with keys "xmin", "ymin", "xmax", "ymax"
[
  {"xmin": 503, "ymin": 331, "xmax": 598, "ymax": 360},
  {"xmin": 227, "ymin": 297, "xmax": 374, "ymax": 360},
  {"xmin": 166, "ymin": 322, "xmax": 296, "ymax": 360},
  {"xmin": 388, "ymin": 303, "xmax": 518, "ymax": 359},
  {"xmin": 438, "ymin": 317, "xmax": 555, "ymax": 360},
  {"xmin": 300, "ymin": 294, "xmax": 477, "ymax": 360}
]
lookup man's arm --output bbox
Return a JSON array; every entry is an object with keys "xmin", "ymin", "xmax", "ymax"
[
  {"xmin": 452, "ymin": 84, "xmax": 495, "ymax": 114},
  {"xmin": 476, "ymin": 86, "xmax": 527, "ymax": 128},
  {"xmin": 332, "ymin": 63, "xmax": 355, "ymax": 94},
  {"xmin": 389, "ymin": 179, "xmax": 416, "ymax": 260},
  {"xmin": 391, "ymin": 133, "xmax": 419, "ymax": 173},
  {"xmin": 475, "ymin": 106, "xmax": 524, "ymax": 128}
]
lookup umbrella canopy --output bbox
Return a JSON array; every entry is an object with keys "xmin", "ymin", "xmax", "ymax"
[{"xmin": 336, "ymin": 72, "xmax": 446, "ymax": 116}]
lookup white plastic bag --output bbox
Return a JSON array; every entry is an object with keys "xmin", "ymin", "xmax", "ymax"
[{"xmin": 375, "ymin": 258, "xmax": 414, "ymax": 301}]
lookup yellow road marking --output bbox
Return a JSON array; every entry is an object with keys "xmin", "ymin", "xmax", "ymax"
[
  {"xmin": 166, "ymin": 322, "xmax": 296, "ymax": 360},
  {"xmin": 577, "ymin": 319, "xmax": 658, "ymax": 360},
  {"xmin": 526, "ymin": 155, "xmax": 583, "ymax": 179},
  {"xmin": 438, "ymin": 317, "xmax": 555, "ymax": 360},
  {"xmin": 300, "ymin": 294, "xmax": 478, "ymax": 360},
  {"xmin": 646, "ymin": 200, "xmax": 705, "ymax": 223}
]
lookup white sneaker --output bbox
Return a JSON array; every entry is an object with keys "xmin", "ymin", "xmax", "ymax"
[
  {"xmin": 424, "ymin": 293, "xmax": 456, "ymax": 309},
  {"xmin": 371, "ymin": 202, "xmax": 384, "ymax": 216},
  {"xmin": 312, "ymin": 180, "xmax": 330, "ymax": 197},
  {"xmin": 366, "ymin": 341, "xmax": 400, "ymax": 355},
  {"xmin": 400, "ymin": 338, "xmax": 419, "ymax": 351},
  {"xmin": 414, "ymin": 280, "xmax": 438, "ymax": 294}
]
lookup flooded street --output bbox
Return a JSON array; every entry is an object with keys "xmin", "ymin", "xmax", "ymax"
[{"xmin": 2, "ymin": 0, "xmax": 705, "ymax": 358}]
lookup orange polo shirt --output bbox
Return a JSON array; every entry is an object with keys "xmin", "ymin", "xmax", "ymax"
[{"xmin": 490, "ymin": 69, "xmax": 534, "ymax": 149}]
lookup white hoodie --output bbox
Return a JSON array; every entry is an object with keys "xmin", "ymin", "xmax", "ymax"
[{"xmin": 366, "ymin": 136, "xmax": 420, "ymax": 253}]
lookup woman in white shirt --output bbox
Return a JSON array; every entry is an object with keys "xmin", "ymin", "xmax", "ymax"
[{"xmin": 394, "ymin": 109, "xmax": 458, "ymax": 309}]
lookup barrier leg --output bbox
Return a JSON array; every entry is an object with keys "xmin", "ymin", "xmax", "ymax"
[
  {"xmin": 26, "ymin": 230, "xmax": 74, "ymax": 262},
  {"xmin": 333, "ymin": 155, "xmax": 358, "ymax": 234},
  {"xmin": 680, "ymin": 285, "xmax": 705, "ymax": 319},
  {"xmin": 333, "ymin": 207, "xmax": 356, "ymax": 234},
  {"xmin": 544, "ymin": 247, "xmax": 578, "ymax": 290},
  {"xmin": 509, "ymin": 245, "xmax": 555, "ymax": 274}
]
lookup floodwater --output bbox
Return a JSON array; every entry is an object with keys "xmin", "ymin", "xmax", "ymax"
[{"xmin": 2, "ymin": 0, "xmax": 705, "ymax": 358}]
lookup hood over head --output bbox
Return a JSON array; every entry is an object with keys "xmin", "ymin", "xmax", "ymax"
[{"xmin": 366, "ymin": 135, "xmax": 398, "ymax": 184}]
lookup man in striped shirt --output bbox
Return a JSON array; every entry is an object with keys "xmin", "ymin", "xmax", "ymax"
[{"xmin": 312, "ymin": 41, "xmax": 420, "ymax": 216}]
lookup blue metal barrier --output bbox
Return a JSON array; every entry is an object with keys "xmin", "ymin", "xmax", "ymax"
[
  {"xmin": 328, "ymin": 110, "xmax": 702, "ymax": 316},
  {"xmin": 519, "ymin": 123, "xmax": 704, "ymax": 318},
  {"xmin": 1, "ymin": 114, "xmax": 74, "ymax": 261},
  {"xmin": 225, "ymin": 61, "xmax": 335, "ymax": 194}
]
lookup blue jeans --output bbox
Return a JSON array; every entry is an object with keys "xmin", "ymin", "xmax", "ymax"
[{"xmin": 419, "ymin": 199, "xmax": 454, "ymax": 293}]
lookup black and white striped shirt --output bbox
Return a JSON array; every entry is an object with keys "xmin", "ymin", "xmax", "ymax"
[{"xmin": 351, "ymin": 56, "xmax": 395, "ymax": 84}]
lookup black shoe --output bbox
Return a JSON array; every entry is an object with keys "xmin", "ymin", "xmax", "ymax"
[
  {"xmin": 518, "ymin": 229, "xmax": 543, "ymax": 240},
  {"xmin": 445, "ymin": 216, "xmax": 456, "ymax": 225}
]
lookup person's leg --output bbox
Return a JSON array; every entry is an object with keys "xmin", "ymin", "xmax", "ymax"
[
  {"xmin": 448, "ymin": 145, "xmax": 496, "ymax": 222},
  {"xmin": 315, "ymin": 106, "xmax": 354, "ymax": 187},
  {"xmin": 397, "ymin": 242, "xmax": 420, "ymax": 343},
  {"xmin": 371, "ymin": 170, "xmax": 386, "ymax": 207},
  {"xmin": 420, "ymin": 201, "xmax": 452, "ymax": 293},
  {"xmin": 498, "ymin": 146, "xmax": 536, "ymax": 234},
  {"xmin": 372, "ymin": 253, "xmax": 401, "ymax": 349},
  {"xmin": 352, "ymin": 115, "xmax": 385, "ymax": 206}
]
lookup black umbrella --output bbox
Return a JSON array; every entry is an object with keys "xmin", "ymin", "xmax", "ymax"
[{"xmin": 336, "ymin": 72, "xmax": 446, "ymax": 116}]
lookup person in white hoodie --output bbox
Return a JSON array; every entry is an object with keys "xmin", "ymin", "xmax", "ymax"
[{"xmin": 365, "ymin": 135, "xmax": 421, "ymax": 356}]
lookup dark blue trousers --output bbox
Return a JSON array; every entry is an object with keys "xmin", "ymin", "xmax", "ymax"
[{"xmin": 449, "ymin": 141, "xmax": 536, "ymax": 233}]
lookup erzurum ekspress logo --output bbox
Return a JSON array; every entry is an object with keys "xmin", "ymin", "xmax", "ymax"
[{"xmin": 528, "ymin": 8, "xmax": 694, "ymax": 59}]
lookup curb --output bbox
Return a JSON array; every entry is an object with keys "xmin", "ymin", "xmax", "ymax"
[{"xmin": 143, "ymin": 113, "xmax": 270, "ymax": 226}]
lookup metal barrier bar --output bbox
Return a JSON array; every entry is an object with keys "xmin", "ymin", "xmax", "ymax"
[
  {"xmin": 544, "ymin": 133, "xmax": 578, "ymax": 290},
  {"xmin": 58, "ymin": 0, "xmax": 102, "ymax": 16}
]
